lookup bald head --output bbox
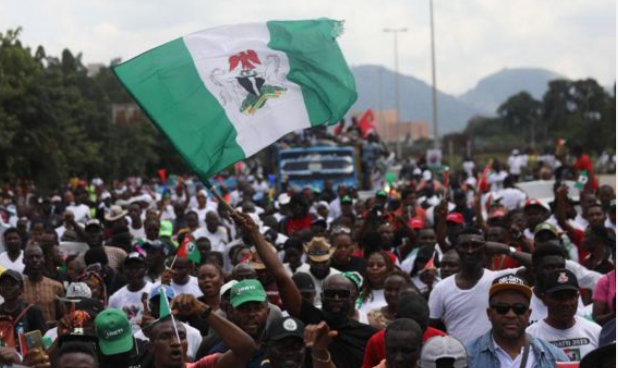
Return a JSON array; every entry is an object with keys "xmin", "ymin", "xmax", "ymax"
[
  {"xmin": 232, "ymin": 263, "xmax": 257, "ymax": 281},
  {"xmin": 323, "ymin": 274, "xmax": 355, "ymax": 292}
]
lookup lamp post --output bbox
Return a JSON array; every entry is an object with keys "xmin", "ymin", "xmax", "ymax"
[
  {"xmin": 429, "ymin": 0, "xmax": 439, "ymax": 148},
  {"xmin": 383, "ymin": 28, "xmax": 407, "ymax": 124}
]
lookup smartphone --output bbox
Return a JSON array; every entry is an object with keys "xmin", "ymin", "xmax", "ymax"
[{"xmin": 24, "ymin": 330, "xmax": 44, "ymax": 351}]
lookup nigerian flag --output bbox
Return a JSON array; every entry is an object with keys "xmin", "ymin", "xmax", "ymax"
[{"xmin": 114, "ymin": 19, "xmax": 356, "ymax": 179}]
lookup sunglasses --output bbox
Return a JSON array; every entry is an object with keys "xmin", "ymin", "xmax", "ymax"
[
  {"xmin": 490, "ymin": 303, "xmax": 529, "ymax": 315},
  {"xmin": 332, "ymin": 226, "xmax": 352, "ymax": 235},
  {"xmin": 456, "ymin": 242, "xmax": 485, "ymax": 252},
  {"xmin": 322, "ymin": 289, "xmax": 351, "ymax": 299}
]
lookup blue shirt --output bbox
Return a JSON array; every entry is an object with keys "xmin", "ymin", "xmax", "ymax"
[{"xmin": 466, "ymin": 330, "xmax": 568, "ymax": 368}]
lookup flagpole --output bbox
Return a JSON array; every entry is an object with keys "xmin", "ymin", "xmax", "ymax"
[
  {"xmin": 202, "ymin": 179, "xmax": 238, "ymax": 215},
  {"xmin": 159, "ymin": 286, "xmax": 181, "ymax": 343}
]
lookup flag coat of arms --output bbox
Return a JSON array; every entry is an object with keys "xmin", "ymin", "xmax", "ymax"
[
  {"xmin": 114, "ymin": 19, "xmax": 357, "ymax": 179},
  {"xmin": 177, "ymin": 235, "xmax": 201, "ymax": 264}
]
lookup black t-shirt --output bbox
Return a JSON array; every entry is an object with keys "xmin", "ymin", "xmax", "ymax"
[
  {"xmin": 209, "ymin": 342, "xmax": 265, "ymax": 368},
  {"xmin": 330, "ymin": 256, "xmax": 366, "ymax": 277},
  {"xmin": 299, "ymin": 300, "xmax": 376, "ymax": 368},
  {"xmin": 100, "ymin": 338, "xmax": 153, "ymax": 368},
  {"xmin": 0, "ymin": 302, "xmax": 47, "ymax": 336}
]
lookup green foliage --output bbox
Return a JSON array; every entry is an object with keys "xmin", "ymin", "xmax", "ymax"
[
  {"xmin": 0, "ymin": 28, "xmax": 191, "ymax": 189},
  {"xmin": 465, "ymin": 78, "xmax": 616, "ymax": 152}
]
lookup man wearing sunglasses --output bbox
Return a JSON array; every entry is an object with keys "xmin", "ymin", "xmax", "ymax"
[
  {"xmin": 526, "ymin": 269, "xmax": 601, "ymax": 363},
  {"xmin": 467, "ymin": 274, "xmax": 567, "ymax": 368},
  {"xmin": 233, "ymin": 211, "xmax": 375, "ymax": 368}
]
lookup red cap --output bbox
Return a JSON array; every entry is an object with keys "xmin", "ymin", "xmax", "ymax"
[
  {"xmin": 524, "ymin": 199, "xmax": 549, "ymax": 211},
  {"xmin": 446, "ymin": 212, "xmax": 464, "ymax": 224},
  {"xmin": 408, "ymin": 218, "xmax": 425, "ymax": 229},
  {"xmin": 489, "ymin": 208, "xmax": 507, "ymax": 219}
]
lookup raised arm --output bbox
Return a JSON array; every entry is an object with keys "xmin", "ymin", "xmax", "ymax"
[
  {"xmin": 434, "ymin": 196, "xmax": 450, "ymax": 253},
  {"xmin": 472, "ymin": 191, "xmax": 488, "ymax": 233},
  {"xmin": 231, "ymin": 211, "xmax": 304, "ymax": 317},
  {"xmin": 172, "ymin": 295, "xmax": 257, "ymax": 368},
  {"xmin": 209, "ymin": 307, "xmax": 257, "ymax": 368},
  {"xmin": 485, "ymin": 241, "xmax": 532, "ymax": 267}
]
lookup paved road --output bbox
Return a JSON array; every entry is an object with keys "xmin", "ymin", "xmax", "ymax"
[{"xmin": 599, "ymin": 174, "xmax": 616, "ymax": 188}]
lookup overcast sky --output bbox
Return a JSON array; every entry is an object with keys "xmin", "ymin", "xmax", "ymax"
[{"xmin": 1, "ymin": 0, "xmax": 615, "ymax": 94}]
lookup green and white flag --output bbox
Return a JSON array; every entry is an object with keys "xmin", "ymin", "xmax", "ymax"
[
  {"xmin": 114, "ymin": 19, "xmax": 357, "ymax": 179},
  {"xmin": 575, "ymin": 170, "xmax": 588, "ymax": 190}
]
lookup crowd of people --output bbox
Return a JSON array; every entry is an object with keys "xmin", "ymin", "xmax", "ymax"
[{"xmin": 0, "ymin": 141, "xmax": 614, "ymax": 368}]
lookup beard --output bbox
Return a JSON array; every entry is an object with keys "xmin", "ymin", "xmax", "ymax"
[{"xmin": 323, "ymin": 303, "xmax": 352, "ymax": 326}]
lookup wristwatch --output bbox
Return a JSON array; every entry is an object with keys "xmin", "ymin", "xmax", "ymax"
[
  {"xmin": 508, "ymin": 246, "xmax": 517, "ymax": 256},
  {"xmin": 199, "ymin": 305, "xmax": 213, "ymax": 320}
]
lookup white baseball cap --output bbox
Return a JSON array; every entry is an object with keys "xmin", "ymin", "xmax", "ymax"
[{"xmin": 420, "ymin": 336, "xmax": 467, "ymax": 368}]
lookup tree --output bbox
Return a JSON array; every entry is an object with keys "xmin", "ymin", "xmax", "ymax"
[
  {"xmin": 497, "ymin": 92, "xmax": 543, "ymax": 147},
  {"xmin": 0, "ymin": 28, "xmax": 186, "ymax": 190}
]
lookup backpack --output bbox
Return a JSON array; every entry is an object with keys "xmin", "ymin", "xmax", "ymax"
[{"xmin": 0, "ymin": 304, "xmax": 34, "ymax": 348}]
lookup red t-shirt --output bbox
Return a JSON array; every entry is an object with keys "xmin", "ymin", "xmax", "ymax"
[
  {"xmin": 361, "ymin": 327, "xmax": 447, "ymax": 368},
  {"xmin": 565, "ymin": 227, "xmax": 589, "ymax": 263},
  {"xmin": 285, "ymin": 215, "xmax": 312, "ymax": 236},
  {"xmin": 186, "ymin": 353, "xmax": 221, "ymax": 368}
]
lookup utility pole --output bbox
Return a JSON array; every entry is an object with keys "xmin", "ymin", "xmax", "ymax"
[
  {"xmin": 429, "ymin": 0, "xmax": 439, "ymax": 148},
  {"xmin": 384, "ymin": 28, "xmax": 407, "ymax": 124}
]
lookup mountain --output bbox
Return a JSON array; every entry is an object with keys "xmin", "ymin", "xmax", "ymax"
[
  {"xmin": 459, "ymin": 68, "xmax": 565, "ymax": 115},
  {"xmin": 351, "ymin": 65, "xmax": 478, "ymax": 134}
]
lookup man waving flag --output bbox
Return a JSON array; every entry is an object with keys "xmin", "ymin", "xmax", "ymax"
[{"xmin": 113, "ymin": 18, "xmax": 357, "ymax": 179}]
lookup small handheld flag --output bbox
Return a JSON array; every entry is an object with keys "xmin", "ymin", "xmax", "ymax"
[
  {"xmin": 575, "ymin": 171, "xmax": 588, "ymax": 190},
  {"xmin": 158, "ymin": 287, "xmax": 181, "ymax": 343},
  {"xmin": 177, "ymin": 235, "xmax": 202, "ymax": 264},
  {"xmin": 159, "ymin": 287, "xmax": 172, "ymax": 318}
]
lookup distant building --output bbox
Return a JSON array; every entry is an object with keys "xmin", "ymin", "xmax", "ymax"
[
  {"xmin": 353, "ymin": 109, "xmax": 430, "ymax": 142},
  {"xmin": 86, "ymin": 63, "xmax": 105, "ymax": 77},
  {"xmin": 111, "ymin": 103, "xmax": 145, "ymax": 125}
]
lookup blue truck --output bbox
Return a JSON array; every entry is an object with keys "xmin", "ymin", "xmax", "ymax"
[{"xmin": 277, "ymin": 146, "xmax": 360, "ymax": 191}]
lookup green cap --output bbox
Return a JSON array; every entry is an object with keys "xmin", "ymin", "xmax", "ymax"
[
  {"xmin": 159, "ymin": 220, "xmax": 174, "ymax": 238},
  {"xmin": 341, "ymin": 195, "xmax": 353, "ymax": 204},
  {"xmin": 95, "ymin": 308, "xmax": 134, "ymax": 356},
  {"xmin": 534, "ymin": 222, "xmax": 559, "ymax": 238},
  {"xmin": 230, "ymin": 279, "xmax": 267, "ymax": 308},
  {"xmin": 376, "ymin": 190, "xmax": 387, "ymax": 198}
]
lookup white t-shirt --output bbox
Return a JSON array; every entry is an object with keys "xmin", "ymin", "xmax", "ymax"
[
  {"xmin": 428, "ymin": 268, "xmax": 514, "ymax": 345},
  {"xmin": 193, "ymin": 226, "xmax": 229, "ymax": 253},
  {"xmin": 497, "ymin": 188, "xmax": 527, "ymax": 210},
  {"xmin": 508, "ymin": 155, "xmax": 525, "ymax": 175},
  {"xmin": 129, "ymin": 225, "xmax": 146, "ymax": 241},
  {"xmin": 153, "ymin": 276, "xmax": 203, "ymax": 298},
  {"xmin": 605, "ymin": 218, "xmax": 615, "ymax": 233},
  {"xmin": 66, "ymin": 203, "xmax": 91, "ymax": 223},
  {"xmin": 488, "ymin": 171, "xmax": 508, "ymax": 192},
  {"xmin": 526, "ymin": 316, "xmax": 601, "ymax": 362},
  {"xmin": 329, "ymin": 198, "xmax": 342, "ymax": 220},
  {"xmin": 108, "ymin": 282, "xmax": 154, "ymax": 331},
  {"xmin": 358, "ymin": 289, "xmax": 386, "ymax": 316},
  {"xmin": 529, "ymin": 288, "xmax": 586, "ymax": 326},
  {"xmin": 493, "ymin": 336, "xmax": 535, "ymax": 368},
  {"xmin": 462, "ymin": 161, "xmax": 475, "ymax": 178},
  {"xmin": 0, "ymin": 251, "xmax": 24, "ymax": 274},
  {"xmin": 134, "ymin": 321, "xmax": 202, "ymax": 360}
]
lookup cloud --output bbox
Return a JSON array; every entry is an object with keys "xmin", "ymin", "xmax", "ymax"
[{"xmin": 0, "ymin": 0, "xmax": 614, "ymax": 94}]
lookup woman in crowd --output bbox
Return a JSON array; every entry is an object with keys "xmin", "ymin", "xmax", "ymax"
[
  {"xmin": 357, "ymin": 249, "xmax": 394, "ymax": 315},
  {"xmin": 197, "ymin": 263, "xmax": 225, "ymax": 312},
  {"xmin": 367, "ymin": 269, "xmax": 412, "ymax": 329}
]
